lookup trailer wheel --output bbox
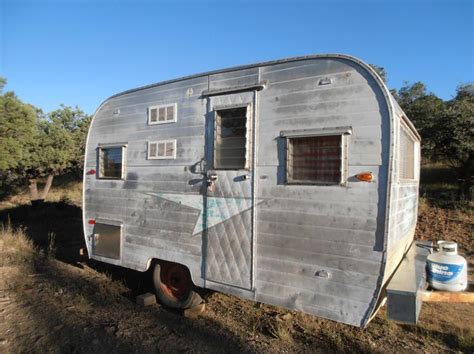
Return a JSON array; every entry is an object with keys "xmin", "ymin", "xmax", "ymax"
[{"xmin": 152, "ymin": 261, "xmax": 202, "ymax": 309}]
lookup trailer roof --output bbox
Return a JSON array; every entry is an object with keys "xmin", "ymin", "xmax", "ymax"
[
  {"xmin": 108, "ymin": 54, "xmax": 370, "ymax": 100},
  {"xmin": 101, "ymin": 53, "xmax": 420, "ymax": 140}
]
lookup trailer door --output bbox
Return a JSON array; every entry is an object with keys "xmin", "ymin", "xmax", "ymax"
[{"xmin": 203, "ymin": 92, "xmax": 255, "ymax": 290}]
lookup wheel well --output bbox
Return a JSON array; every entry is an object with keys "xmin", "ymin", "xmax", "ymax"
[{"xmin": 146, "ymin": 258, "xmax": 196, "ymax": 285}]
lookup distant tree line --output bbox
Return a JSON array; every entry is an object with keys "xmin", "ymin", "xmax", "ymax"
[
  {"xmin": 0, "ymin": 78, "xmax": 91, "ymax": 203},
  {"xmin": 0, "ymin": 70, "xmax": 472, "ymax": 203}
]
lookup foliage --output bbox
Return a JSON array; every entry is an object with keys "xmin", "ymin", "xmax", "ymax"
[
  {"xmin": 0, "ymin": 84, "xmax": 37, "ymax": 171},
  {"xmin": 0, "ymin": 77, "xmax": 7, "ymax": 93},
  {"xmin": 439, "ymin": 86, "xmax": 473, "ymax": 168},
  {"xmin": 455, "ymin": 82, "xmax": 474, "ymax": 99},
  {"xmin": 0, "ymin": 78, "xmax": 91, "ymax": 201},
  {"xmin": 396, "ymin": 82, "xmax": 447, "ymax": 160},
  {"xmin": 438, "ymin": 87, "xmax": 473, "ymax": 199},
  {"xmin": 396, "ymin": 81, "xmax": 427, "ymax": 107},
  {"xmin": 29, "ymin": 105, "xmax": 92, "ymax": 178},
  {"xmin": 395, "ymin": 81, "xmax": 473, "ymax": 200}
]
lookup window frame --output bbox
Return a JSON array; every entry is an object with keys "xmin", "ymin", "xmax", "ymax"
[
  {"xmin": 281, "ymin": 127, "xmax": 352, "ymax": 186},
  {"xmin": 147, "ymin": 139, "xmax": 177, "ymax": 160},
  {"xmin": 97, "ymin": 143, "xmax": 127, "ymax": 180},
  {"xmin": 398, "ymin": 119, "xmax": 420, "ymax": 182},
  {"xmin": 148, "ymin": 103, "xmax": 178, "ymax": 125}
]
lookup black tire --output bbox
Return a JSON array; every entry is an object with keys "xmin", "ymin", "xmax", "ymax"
[{"xmin": 152, "ymin": 261, "xmax": 202, "ymax": 309}]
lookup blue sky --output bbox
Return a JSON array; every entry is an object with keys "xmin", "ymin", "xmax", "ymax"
[{"xmin": 1, "ymin": 0, "xmax": 473, "ymax": 114}]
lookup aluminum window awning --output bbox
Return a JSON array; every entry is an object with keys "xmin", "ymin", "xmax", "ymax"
[{"xmin": 280, "ymin": 126, "xmax": 352, "ymax": 138}]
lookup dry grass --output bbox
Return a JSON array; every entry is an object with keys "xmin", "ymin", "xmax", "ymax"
[
  {"xmin": 45, "ymin": 180, "xmax": 82, "ymax": 206},
  {"xmin": 0, "ymin": 222, "xmax": 36, "ymax": 268},
  {"xmin": 1, "ymin": 179, "xmax": 82, "ymax": 210},
  {"xmin": 269, "ymin": 321, "xmax": 294, "ymax": 343}
]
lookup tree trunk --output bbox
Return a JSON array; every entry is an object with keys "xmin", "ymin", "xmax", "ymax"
[
  {"xmin": 39, "ymin": 174, "xmax": 54, "ymax": 200},
  {"xmin": 28, "ymin": 174, "xmax": 54, "ymax": 207},
  {"xmin": 462, "ymin": 175, "xmax": 472, "ymax": 202},
  {"xmin": 457, "ymin": 158, "xmax": 472, "ymax": 202},
  {"xmin": 28, "ymin": 179, "xmax": 39, "ymax": 201}
]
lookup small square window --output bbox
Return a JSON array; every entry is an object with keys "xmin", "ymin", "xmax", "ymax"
[
  {"xmin": 98, "ymin": 145, "xmax": 126, "ymax": 179},
  {"xmin": 287, "ymin": 135, "xmax": 343, "ymax": 185},
  {"xmin": 148, "ymin": 103, "xmax": 177, "ymax": 125},
  {"xmin": 148, "ymin": 140, "xmax": 176, "ymax": 159}
]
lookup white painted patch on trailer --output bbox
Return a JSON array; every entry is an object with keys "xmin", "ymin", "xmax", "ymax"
[{"xmin": 145, "ymin": 192, "xmax": 263, "ymax": 236}]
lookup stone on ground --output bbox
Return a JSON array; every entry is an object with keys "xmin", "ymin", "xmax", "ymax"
[
  {"xmin": 136, "ymin": 293, "xmax": 157, "ymax": 307},
  {"xmin": 184, "ymin": 302, "xmax": 206, "ymax": 319}
]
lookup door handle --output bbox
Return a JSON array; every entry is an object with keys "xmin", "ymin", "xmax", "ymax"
[{"xmin": 207, "ymin": 173, "xmax": 217, "ymax": 192}]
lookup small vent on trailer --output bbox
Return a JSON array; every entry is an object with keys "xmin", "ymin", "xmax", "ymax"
[
  {"xmin": 148, "ymin": 103, "xmax": 177, "ymax": 125},
  {"xmin": 148, "ymin": 140, "xmax": 176, "ymax": 159}
]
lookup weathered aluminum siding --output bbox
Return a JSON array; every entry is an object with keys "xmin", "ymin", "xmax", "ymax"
[
  {"xmin": 383, "ymin": 102, "xmax": 420, "ymax": 281},
  {"xmin": 84, "ymin": 75, "xmax": 208, "ymax": 274},
  {"xmin": 252, "ymin": 59, "xmax": 390, "ymax": 326},
  {"xmin": 83, "ymin": 55, "xmax": 408, "ymax": 327}
]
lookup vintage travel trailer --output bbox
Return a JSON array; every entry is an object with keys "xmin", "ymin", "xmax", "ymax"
[{"xmin": 83, "ymin": 54, "xmax": 421, "ymax": 327}]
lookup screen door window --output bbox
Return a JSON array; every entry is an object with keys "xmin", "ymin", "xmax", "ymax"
[{"xmin": 214, "ymin": 107, "xmax": 249, "ymax": 169}]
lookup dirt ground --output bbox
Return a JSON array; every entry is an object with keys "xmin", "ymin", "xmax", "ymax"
[{"xmin": 0, "ymin": 184, "xmax": 472, "ymax": 353}]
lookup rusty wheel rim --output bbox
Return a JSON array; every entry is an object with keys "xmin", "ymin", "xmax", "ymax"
[{"xmin": 160, "ymin": 263, "xmax": 192, "ymax": 300}]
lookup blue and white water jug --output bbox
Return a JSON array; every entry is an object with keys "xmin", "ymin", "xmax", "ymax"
[{"xmin": 426, "ymin": 241, "xmax": 467, "ymax": 292}]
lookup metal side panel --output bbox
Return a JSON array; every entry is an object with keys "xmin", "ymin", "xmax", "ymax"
[
  {"xmin": 386, "ymin": 240, "xmax": 431, "ymax": 324},
  {"xmin": 92, "ymin": 221, "xmax": 122, "ymax": 260},
  {"xmin": 205, "ymin": 187, "xmax": 253, "ymax": 289}
]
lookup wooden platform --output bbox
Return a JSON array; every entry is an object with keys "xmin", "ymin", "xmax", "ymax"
[{"xmin": 420, "ymin": 283, "xmax": 474, "ymax": 303}]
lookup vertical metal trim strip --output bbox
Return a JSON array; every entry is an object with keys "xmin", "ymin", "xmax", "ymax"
[{"xmin": 251, "ymin": 68, "xmax": 260, "ymax": 293}]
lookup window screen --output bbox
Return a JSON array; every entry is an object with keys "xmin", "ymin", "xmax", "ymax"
[
  {"xmin": 148, "ymin": 140, "xmax": 176, "ymax": 159},
  {"xmin": 148, "ymin": 104, "xmax": 177, "ymax": 125},
  {"xmin": 287, "ymin": 135, "xmax": 342, "ymax": 184},
  {"xmin": 399, "ymin": 124, "xmax": 415, "ymax": 180},
  {"xmin": 99, "ymin": 146, "xmax": 124, "ymax": 179},
  {"xmin": 214, "ymin": 107, "xmax": 248, "ymax": 169}
]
